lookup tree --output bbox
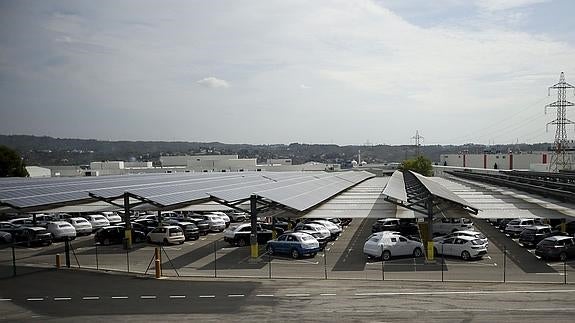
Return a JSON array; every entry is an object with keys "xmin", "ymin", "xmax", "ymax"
[
  {"xmin": 0, "ymin": 145, "xmax": 29, "ymax": 177},
  {"xmin": 399, "ymin": 155, "xmax": 433, "ymax": 176}
]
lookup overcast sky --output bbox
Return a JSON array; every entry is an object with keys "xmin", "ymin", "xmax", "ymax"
[{"xmin": 1, "ymin": 0, "xmax": 575, "ymax": 146}]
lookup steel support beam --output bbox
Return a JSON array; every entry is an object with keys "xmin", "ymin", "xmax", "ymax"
[
  {"xmin": 123, "ymin": 194, "xmax": 132, "ymax": 250},
  {"xmin": 250, "ymin": 194, "xmax": 258, "ymax": 258}
]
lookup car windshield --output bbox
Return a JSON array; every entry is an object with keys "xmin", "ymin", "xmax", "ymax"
[
  {"xmin": 539, "ymin": 239, "xmax": 555, "ymax": 247},
  {"xmin": 93, "ymin": 216, "xmax": 105, "ymax": 220},
  {"xmin": 508, "ymin": 220, "xmax": 520, "ymax": 225},
  {"xmin": 301, "ymin": 235, "xmax": 313, "ymax": 241},
  {"xmin": 169, "ymin": 228, "xmax": 182, "ymax": 234},
  {"xmin": 58, "ymin": 224, "xmax": 70, "ymax": 228}
]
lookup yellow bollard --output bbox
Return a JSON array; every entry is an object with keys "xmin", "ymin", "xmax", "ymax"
[
  {"xmin": 251, "ymin": 242, "xmax": 259, "ymax": 258},
  {"xmin": 427, "ymin": 241, "xmax": 434, "ymax": 261},
  {"xmin": 56, "ymin": 254, "xmax": 61, "ymax": 269},
  {"xmin": 155, "ymin": 259, "xmax": 161, "ymax": 278}
]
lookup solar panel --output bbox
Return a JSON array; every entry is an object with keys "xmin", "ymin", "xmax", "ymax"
[{"xmin": 382, "ymin": 170, "xmax": 408, "ymax": 202}]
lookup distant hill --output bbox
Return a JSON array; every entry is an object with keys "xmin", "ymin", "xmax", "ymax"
[{"xmin": 0, "ymin": 135, "xmax": 552, "ymax": 167}]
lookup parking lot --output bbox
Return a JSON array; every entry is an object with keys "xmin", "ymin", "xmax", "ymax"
[{"xmin": 2, "ymin": 214, "xmax": 575, "ymax": 284}]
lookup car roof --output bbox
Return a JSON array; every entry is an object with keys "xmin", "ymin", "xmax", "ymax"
[
  {"xmin": 544, "ymin": 235, "xmax": 573, "ymax": 241},
  {"xmin": 284, "ymin": 231, "xmax": 311, "ymax": 238},
  {"xmin": 524, "ymin": 225, "xmax": 551, "ymax": 229},
  {"xmin": 453, "ymin": 230, "xmax": 480, "ymax": 235}
]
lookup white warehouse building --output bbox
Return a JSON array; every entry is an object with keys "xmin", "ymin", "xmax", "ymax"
[{"xmin": 439, "ymin": 151, "xmax": 575, "ymax": 171}]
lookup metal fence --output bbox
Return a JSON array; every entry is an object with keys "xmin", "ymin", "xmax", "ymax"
[{"xmin": 1, "ymin": 239, "xmax": 574, "ymax": 284}]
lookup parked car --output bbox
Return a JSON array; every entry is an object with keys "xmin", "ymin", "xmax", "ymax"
[
  {"xmin": 519, "ymin": 225, "xmax": 554, "ymax": 247},
  {"xmin": 305, "ymin": 219, "xmax": 342, "ymax": 239},
  {"xmin": 497, "ymin": 218, "xmax": 513, "ymax": 231},
  {"xmin": 293, "ymin": 223, "xmax": 331, "ymax": 243},
  {"xmin": 146, "ymin": 226, "xmax": 185, "ymax": 245},
  {"xmin": 372, "ymin": 218, "xmax": 419, "ymax": 236},
  {"xmin": 11, "ymin": 227, "xmax": 53, "ymax": 247},
  {"xmin": 8, "ymin": 217, "xmax": 34, "ymax": 227},
  {"xmin": 260, "ymin": 220, "xmax": 289, "ymax": 236},
  {"xmin": 101, "ymin": 212, "xmax": 122, "ymax": 224},
  {"xmin": 210, "ymin": 212, "xmax": 231, "ymax": 227},
  {"xmin": 45, "ymin": 221, "xmax": 77, "ymax": 241},
  {"xmin": 266, "ymin": 232, "xmax": 321, "ymax": 259},
  {"xmin": 535, "ymin": 236, "xmax": 575, "ymax": 261},
  {"xmin": 195, "ymin": 214, "xmax": 226, "ymax": 232},
  {"xmin": 224, "ymin": 223, "xmax": 273, "ymax": 246},
  {"xmin": 433, "ymin": 235, "xmax": 487, "ymax": 260},
  {"xmin": 133, "ymin": 218, "xmax": 159, "ymax": 231},
  {"xmin": 0, "ymin": 221, "xmax": 23, "ymax": 233},
  {"xmin": 186, "ymin": 217, "xmax": 210, "ymax": 235},
  {"xmin": 173, "ymin": 221, "xmax": 200, "ymax": 241},
  {"xmin": 505, "ymin": 218, "xmax": 543, "ymax": 237},
  {"xmin": 137, "ymin": 214, "xmax": 159, "ymax": 222},
  {"xmin": 229, "ymin": 212, "xmax": 248, "ymax": 222},
  {"xmin": 433, "ymin": 217, "xmax": 474, "ymax": 235},
  {"xmin": 83, "ymin": 214, "xmax": 110, "ymax": 232},
  {"xmin": 363, "ymin": 231, "xmax": 424, "ymax": 261},
  {"xmin": 66, "ymin": 217, "xmax": 93, "ymax": 236},
  {"xmin": 433, "ymin": 230, "xmax": 488, "ymax": 247},
  {"xmin": 553, "ymin": 221, "xmax": 575, "ymax": 236},
  {"xmin": 0, "ymin": 231, "xmax": 12, "ymax": 244},
  {"xmin": 94, "ymin": 226, "xmax": 146, "ymax": 245}
]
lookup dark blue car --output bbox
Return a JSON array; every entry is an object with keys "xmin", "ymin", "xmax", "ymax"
[{"xmin": 266, "ymin": 232, "xmax": 320, "ymax": 259}]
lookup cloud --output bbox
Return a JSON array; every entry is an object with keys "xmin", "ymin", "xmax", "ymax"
[
  {"xmin": 196, "ymin": 76, "xmax": 230, "ymax": 88},
  {"xmin": 475, "ymin": 0, "xmax": 550, "ymax": 11}
]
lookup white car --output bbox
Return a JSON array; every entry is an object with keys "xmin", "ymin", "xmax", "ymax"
[
  {"xmin": 229, "ymin": 212, "xmax": 248, "ymax": 222},
  {"xmin": 433, "ymin": 217, "xmax": 474, "ymax": 235},
  {"xmin": 84, "ymin": 214, "xmax": 110, "ymax": 232},
  {"xmin": 101, "ymin": 212, "xmax": 122, "ymax": 224},
  {"xmin": 433, "ymin": 230, "xmax": 488, "ymax": 247},
  {"xmin": 363, "ymin": 231, "xmax": 424, "ymax": 261},
  {"xmin": 45, "ymin": 221, "xmax": 77, "ymax": 241},
  {"xmin": 433, "ymin": 235, "xmax": 487, "ymax": 260},
  {"xmin": 504, "ymin": 218, "xmax": 543, "ymax": 237},
  {"xmin": 146, "ymin": 226, "xmax": 185, "ymax": 245},
  {"xmin": 294, "ymin": 223, "xmax": 331, "ymax": 242},
  {"xmin": 210, "ymin": 212, "xmax": 231, "ymax": 227},
  {"xmin": 307, "ymin": 219, "xmax": 342, "ymax": 239},
  {"xmin": 66, "ymin": 217, "xmax": 93, "ymax": 236},
  {"xmin": 8, "ymin": 217, "xmax": 34, "ymax": 227},
  {"xmin": 197, "ymin": 214, "xmax": 226, "ymax": 232}
]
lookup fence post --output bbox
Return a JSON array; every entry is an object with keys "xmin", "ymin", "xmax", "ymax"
[
  {"xmin": 564, "ymin": 258, "xmax": 567, "ymax": 285},
  {"xmin": 503, "ymin": 245, "xmax": 507, "ymax": 283},
  {"xmin": 126, "ymin": 245, "xmax": 130, "ymax": 273},
  {"xmin": 381, "ymin": 257, "xmax": 385, "ymax": 281},
  {"xmin": 268, "ymin": 251, "xmax": 272, "ymax": 279},
  {"xmin": 65, "ymin": 239, "xmax": 71, "ymax": 268},
  {"xmin": 324, "ymin": 250, "xmax": 328, "ymax": 280},
  {"xmin": 441, "ymin": 247, "xmax": 444, "ymax": 283},
  {"xmin": 214, "ymin": 240, "xmax": 217, "ymax": 278},
  {"xmin": 12, "ymin": 245, "xmax": 16, "ymax": 276},
  {"xmin": 95, "ymin": 243, "xmax": 99, "ymax": 270}
]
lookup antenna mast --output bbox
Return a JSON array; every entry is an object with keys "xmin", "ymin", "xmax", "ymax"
[{"xmin": 545, "ymin": 72, "xmax": 575, "ymax": 172}]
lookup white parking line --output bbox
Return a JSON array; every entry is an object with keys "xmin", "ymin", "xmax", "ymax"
[
  {"xmin": 228, "ymin": 294, "xmax": 245, "ymax": 297},
  {"xmin": 320, "ymin": 293, "xmax": 337, "ymax": 296},
  {"xmin": 285, "ymin": 293, "xmax": 311, "ymax": 297},
  {"xmin": 140, "ymin": 295, "xmax": 156, "ymax": 299},
  {"xmin": 82, "ymin": 296, "xmax": 100, "ymax": 300},
  {"xmin": 169, "ymin": 295, "xmax": 186, "ymax": 299},
  {"xmin": 54, "ymin": 297, "xmax": 72, "ymax": 301},
  {"xmin": 199, "ymin": 295, "xmax": 215, "ymax": 298},
  {"xmin": 111, "ymin": 296, "xmax": 129, "ymax": 299},
  {"xmin": 27, "ymin": 298, "xmax": 44, "ymax": 301},
  {"xmin": 0, "ymin": 298, "xmax": 12, "ymax": 302},
  {"xmin": 256, "ymin": 294, "xmax": 274, "ymax": 297}
]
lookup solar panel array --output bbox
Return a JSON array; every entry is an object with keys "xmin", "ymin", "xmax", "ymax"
[{"xmin": 0, "ymin": 171, "xmax": 374, "ymax": 213}]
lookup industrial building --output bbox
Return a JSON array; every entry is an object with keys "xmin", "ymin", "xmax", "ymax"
[{"xmin": 440, "ymin": 151, "xmax": 575, "ymax": 171}]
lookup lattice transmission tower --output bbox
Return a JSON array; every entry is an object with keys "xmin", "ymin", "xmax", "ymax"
[
  {"xmin": 412, "ymin": 130, "xmax": 424, "ymax": 156},
  {"xmin": 545, "ymin": 72, "xmax": 575, "ymax": 172}
]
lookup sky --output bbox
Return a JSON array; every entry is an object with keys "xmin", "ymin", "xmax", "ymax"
[{"xmin": 1, "ymin": 0, "xmax": 575, "ymax": 146}]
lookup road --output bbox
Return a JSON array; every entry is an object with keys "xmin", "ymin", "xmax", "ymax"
[{"xmin": 1, "ymin": 266, "xmax": 575, "ymax": 322}]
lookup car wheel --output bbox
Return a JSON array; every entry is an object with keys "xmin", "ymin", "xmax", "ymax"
[
  {"xmin": 291, "ymin": 249, "xmax": 300, "ymax": 259},
  {"xmin": 382, "ymin": 250, "xmax": 391, "ymax": 261},
  {"xmin": 267, "ymin": 245, "xmax": 274, "ymax": 255},
  {"xmin": 103, "ymin": 238, "xmax": 110, "ymax": 246},
  {"xmin": 310, "ymin": 252, "xmax": 317, "ymax": 257},
  {"xmin": 560, "ymin": 252, "xmax": 568, "ymax": 262},
  {"xmin": 461, "ymin": 250, "xmax": 471, "ymax": 260},
  {"xmin": 134, "ymin": 236, "xmax": 142, "ymax": 243},
  {"xmin": 238, "ymin": 239, "xmax": 247, "ymax": 247},
  {"xmin": 413, "ymin": 247, "xmax": 423, "ymax": 258}
]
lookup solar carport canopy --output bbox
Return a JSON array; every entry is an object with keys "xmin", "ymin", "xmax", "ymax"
[{"xmin": 0, "ymin": 171, "xmax": 374, "ymax": 213}]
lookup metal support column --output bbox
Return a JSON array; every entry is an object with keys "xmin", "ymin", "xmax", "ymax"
[
  {"xmin": 157, "ymin": 210, "xmax": 162, "ymax": 224},
  {"xmin": 250, "ymin": 194, "xmax": 259, "ymax": 258},
  {"xmin": 426, "ymin": 197, "xmax": 434, "ymax": 261},
  {"xmin": 123, "ymin": 194, "xmax": 133, "ymax": 250}
]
